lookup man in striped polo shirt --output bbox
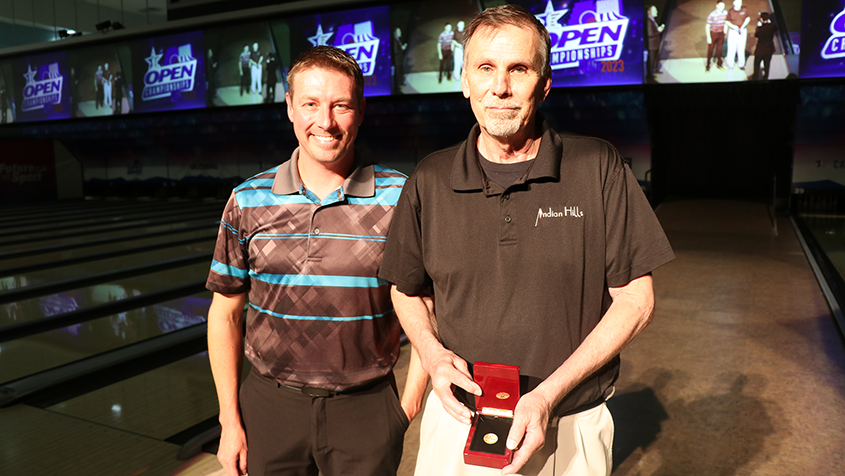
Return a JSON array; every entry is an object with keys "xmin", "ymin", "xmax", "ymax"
[
  {"xmin": 705, "ymin": 1, "xmax": 728, "ymax": 72},
  {"xmin": 207, "ymin": 46, "xmax": 428, "ymax": 476}
]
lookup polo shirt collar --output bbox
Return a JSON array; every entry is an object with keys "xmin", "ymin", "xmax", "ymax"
[
  {"xmin": 270, "ymin": 148, "xmax": 376, "ymax": 198},
  {"xmin": 451, "ymin": 117, "xmax": 562, "ymax": 192}
]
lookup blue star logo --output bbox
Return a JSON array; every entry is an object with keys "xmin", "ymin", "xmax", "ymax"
[
  {"xmin": 23, "ymin": 64, "xmax": 38, "ymax": 84},
  {"xmin": 145, "ymin": 47, "xmax": 163, "ymax": 70},
  {"xmin": 308, "ymin": 24, "xmax": 335, "ymax": 47},
  {"xmin": 535, "ymin": 0, "xmax": 567, "ymax": 29}
]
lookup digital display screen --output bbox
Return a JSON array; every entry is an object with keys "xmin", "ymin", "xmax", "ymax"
[
  {"xmin": 0, "ymin": 60, "xmax": 15, "ymax": 124},
  {"xmin": 204, "ymin": 20, "xmax": 286, "ymax": 106},
  {"xmin": 13, "ymin": 51, "xmax": 72, "ymax": 122},
  {"xmin": 648, "ymin": 0, "xmax": 802, "ymax": 83},
  {"xmin": 799, "ymin": 1, "xmax": 845, "ymax": 78},
  {"xmin": 516, "ymin": 0, "xmax": 644, "ymax": 87},
  {"xmin": 68, "ymin": 43, "xmax": 134, "ymax": 117},
  {"xmin": 389, "ymin": 0, "xmax": 480, "ymax": 95},
  {"xmin": 289, "ymin": 5, "xmax": 392, "ymax": 97},
  {"xmin": 131, "ymin": 30, "xmax": 207, "ymax": 112}
]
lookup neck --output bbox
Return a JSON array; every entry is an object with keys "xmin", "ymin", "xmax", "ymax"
[
  {"xmin": 477, "ymin": 123, "xmax": 542, "ymax": 164},
  {"xmin": 297, "ymin": 152, "xmax": 354, "ymax": 200}
]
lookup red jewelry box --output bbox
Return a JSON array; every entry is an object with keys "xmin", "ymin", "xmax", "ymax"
[{"xmin": 463, "ymin": 362, "xmax": 520, "ymax": 469}]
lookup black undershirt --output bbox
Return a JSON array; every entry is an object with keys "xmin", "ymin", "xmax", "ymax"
[{"xmin": 478, "ymin": 151, "xmax": 534, "ymax": 189}]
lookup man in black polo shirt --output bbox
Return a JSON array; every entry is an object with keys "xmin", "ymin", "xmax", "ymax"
[{"xmin": 380, "ymin": 4, "xmax": 674, "ymax": 476}]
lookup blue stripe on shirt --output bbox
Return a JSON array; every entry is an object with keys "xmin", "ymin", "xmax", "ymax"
[
  {"xmin": 211, "ymin": 259, "xmax": 249, "ymax": 278},
  {"xmin": 248, "ymin": 272, "xmax": 388, "ymax": 288},
  {"xmin": 249, "ymin": 302, "xmax": 392, "ymax": 321}
]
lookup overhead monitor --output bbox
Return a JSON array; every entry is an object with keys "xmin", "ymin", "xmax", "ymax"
[
  {"xmin": 0, "ymin": 60, "xmax": 15, "ymax": 124},
  {"xmin": 647, "ymin": 0, "xmax": 802, "ymax": 83},
  {"xmin": 131, "ymin": 30, "xmax": 207, "ymax": 113},
  {"xmin": 12, "ymin": 51, "xmax": 73, "ymax": 122},
  {"xmin": 289, "ymin": 5, "xmax": 393, "ymax": 97},
  {"xmin": 799, "ymin": 1, "xmax": 845, "ymax": 79},
  {"xmin": 515, "ymin": 0, "xmax": 645, "ymax": 87},
  {"xmin": 389, "ymin": 0, "xmax": 481, "ymax": 95},
  {"xmin": 204, "ymin": 20, "xmax": 286, "ymax": 106},
  {"xmin": 68, "ymin": 43, "xmax": 134, "ymax": 117}
]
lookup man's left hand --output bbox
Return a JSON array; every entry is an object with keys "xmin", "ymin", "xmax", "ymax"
[{"xmin": 501, "ymin": 389, "xmax": 554, "ymax": 475}]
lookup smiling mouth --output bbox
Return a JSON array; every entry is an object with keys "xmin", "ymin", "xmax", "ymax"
[{"xmin": 311, "ymin": 134, "xmax": 338, "ymax": 143}]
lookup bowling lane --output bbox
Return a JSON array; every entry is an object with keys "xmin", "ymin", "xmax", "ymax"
[
  {"xmin": 0, "ymin": 227, "xmax": 218, "ymax": 270},
  {"xmin": 0, "ymin": 261, "xmax": 211, "ymax": 327},
  {"xmin": 0, "ymin": 208, "xmax": 222, "ymax": 248},
  {"xmin": 0, "ymin": 239, "xmax": 214, "ymax": 289},
  {"xmin": 0, "ymin": 199, "xmax": 217, "ymax": 230},
  {"xmin": 45, "ymin": 352, "xmax": 251, "ymax": 441},
  {"xmin": 0, "ymin": 216, "xmax": 220, "ymax": 254},
  {"xmin": 0, "ymin": 291, "xmax": 212, "ymax": 384}
]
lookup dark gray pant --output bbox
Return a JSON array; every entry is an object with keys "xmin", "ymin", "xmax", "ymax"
[{"xmin": 239, "ymin": 368, "xmax": 409, "ymax": 476}]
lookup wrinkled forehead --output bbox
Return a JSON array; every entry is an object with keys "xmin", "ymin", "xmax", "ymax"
[{"xmin": 467, "ymin": 25, "xmax": 544, "ymax": 64}]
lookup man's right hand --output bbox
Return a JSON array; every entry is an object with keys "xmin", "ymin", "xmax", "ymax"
[
  {"xmin": 217, "ymin": 423, "xmax": 248, "ymax": 476},
  {"xmin": 421, "ymin": 345, "xmax": 482, "ymax": 425}
]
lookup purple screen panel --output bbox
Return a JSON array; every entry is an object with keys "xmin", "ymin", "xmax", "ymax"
[
  {"xmin": 132, "ymin": 30, "xmax": 207, "ymax": 112},
  {"xmin": 14, "ymin": 51, "xmax": 72, "ymax": 122},
  {"xmin": 289, "ymin": 5, "xmax": 392, "ymax": 97},
  {"xmin": 800, "ymin": 1, "xmax": 845, "ymax": 78},
  {"xmin": 515, "ymin": 0, "xmax": 644, "ymax": 87}
]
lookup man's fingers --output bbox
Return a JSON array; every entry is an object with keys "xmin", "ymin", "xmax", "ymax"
[
  {"xmin": 238, "ymin": 451, "xmax": 248, "ymax": 475},
  {"xmin": 505, "ymin": 413, "xmax": 527, "ymax": 451},
  {"xmin": 502, "ymin": 423, "xmax": 545, "ymax": 475},
  {"xmin": 434, "ymin": 386, "xmax": 473, "ymax": 424}
]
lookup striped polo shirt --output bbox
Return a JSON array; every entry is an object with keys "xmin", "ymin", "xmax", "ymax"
[
  {"xmin": 207, "ymin": 149, "xmax": 407, "ymax": 391},
  {"xmin": 707, "ymin": 9, "xmax": 727, "ymax": 33}
]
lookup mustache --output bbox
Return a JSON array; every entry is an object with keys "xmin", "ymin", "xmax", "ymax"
[{"xmin": 484, "ymin": 103, "xmax": 522, "ymax": 110}]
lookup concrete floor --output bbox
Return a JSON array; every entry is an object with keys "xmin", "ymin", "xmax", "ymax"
[{"xmin": 3, "ymin": 199, "xmax": 844, "ymax": 475}]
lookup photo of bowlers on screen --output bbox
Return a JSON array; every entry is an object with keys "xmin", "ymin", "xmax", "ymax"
[
  {"xmin": 0, "ymin": 62, "xmax": 16, "ymax": 124},
  {"xmin": 647, "ymin": 0, "xmax": 801, "ymax": 83},
  {"xmin": 68, "ymin": 44, "xmax": 133, "ymax": 117},
  {"xmin": 204, "ymin": 21, "xmax": 285, "ymax": 106},
  {"xmin": 389, "ymin": 0, "xmax": 480, "ymax": 94}
]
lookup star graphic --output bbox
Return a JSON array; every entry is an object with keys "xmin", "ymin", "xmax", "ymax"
[
  {"xmin": 23, "ymin": 64, "xmax": 38, "ymax": 84},
  {"xmin": 145, "ymin": 47, "xmax": 163, "ymax": 70},
  {"xmin": 308, "ymin": 24, "xmax": 335, "ymax": 47},
  {"xmin": 535, "ymin": 0, "xmax": 567, "ymax": 29}
]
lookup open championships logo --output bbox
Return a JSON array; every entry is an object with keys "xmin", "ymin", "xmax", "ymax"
[
  {"xmin": 142, "ymin": 44, "xmax": 198, "ymax": 101},
  {"xmin": 21, "ymin": 63, "xmax": 63, "ymax": 112},
  {"xmin": 535, "ymin": 0, "xmax": 629, "ymax": 70},
  {"xmin": 308, "ymin": 21, "xmax": 380, "ymax": 76},
  {"xmin": 822, "ymin": 8, "xmax": 845, "ymax": 60}
]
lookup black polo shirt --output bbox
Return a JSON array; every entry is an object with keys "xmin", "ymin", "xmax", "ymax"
[{"xmin": 379, "ymin": 120, "xmax": 674, "ymax": 416}]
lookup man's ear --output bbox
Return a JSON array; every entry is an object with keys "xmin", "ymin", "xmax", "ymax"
[
  {"xmin": 461, "ymin": 69, "xmax": 470, "ymax": 99},
  {"xmin": 286, "ymin": 92, "xmax": 293, "ymax": 122}
]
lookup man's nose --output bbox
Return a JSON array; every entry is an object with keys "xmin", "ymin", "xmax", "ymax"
[
  {"xmin": 317, "ymin": 106, "xmax": 336, "ymax": 129},
  {"xmin": 492, "ymin": 71, "xmax": 511, "ymax": 97}
]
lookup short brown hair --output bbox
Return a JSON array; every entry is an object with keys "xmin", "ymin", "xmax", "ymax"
[
  {"xmin": 287, "ymin": 46, "xmax": 364, "ymax": 104},
  {"xmin": 463, "ymin": 4, "xmax": 551, "ymax": 78}
]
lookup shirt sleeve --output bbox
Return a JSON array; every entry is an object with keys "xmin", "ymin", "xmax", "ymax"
[
  {"xmin": 378, "ymin": 171, "xmax": 432, "ymax": 296},
  {"xmin": 602, "ymin": 144, "xmax": 675, "ymax": 287},
  {"xmin": 206, "ymin": 191, "xmax": 251, "ymax": 295}
]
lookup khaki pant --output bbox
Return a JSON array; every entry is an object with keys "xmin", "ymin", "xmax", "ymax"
[{"xmin": 414, "ymin": 392, "xmax": 613, "ymax": 476}]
